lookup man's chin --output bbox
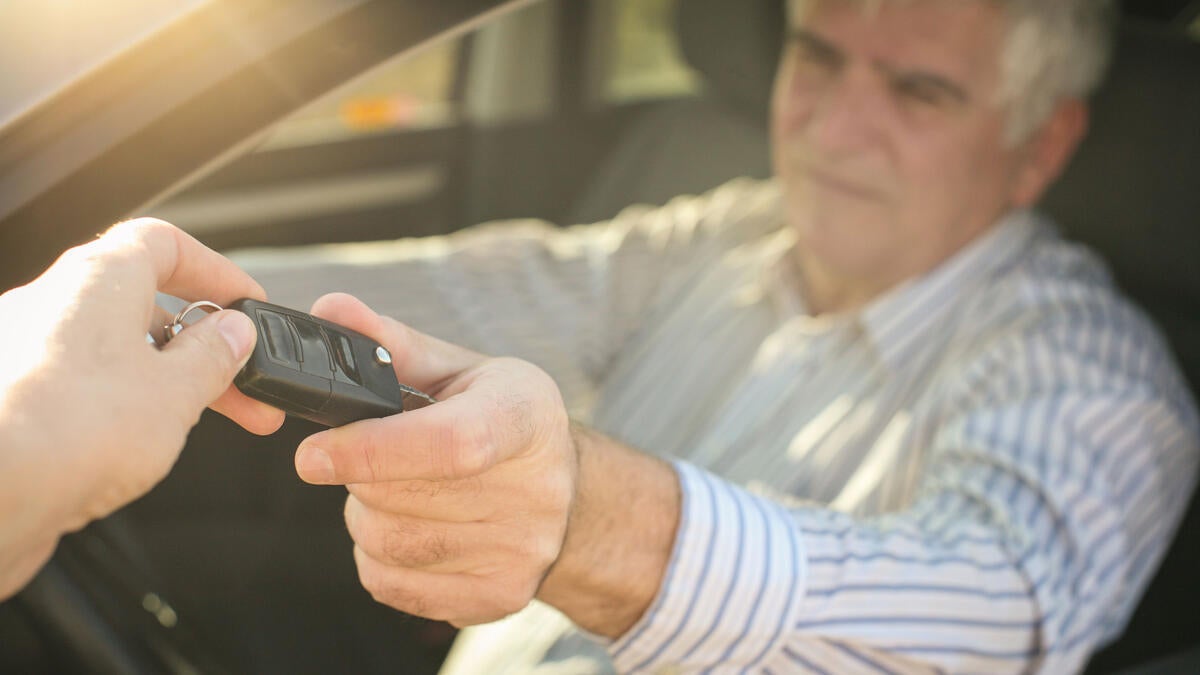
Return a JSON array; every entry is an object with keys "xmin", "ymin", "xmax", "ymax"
[{"xmin": 786, "ymin": 209, "xmax": 894, "ymax": 278}]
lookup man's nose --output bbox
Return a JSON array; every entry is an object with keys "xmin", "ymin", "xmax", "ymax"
[{"xmin": 805, "ymin": 69, "xmax": 883, "ymax": 156}]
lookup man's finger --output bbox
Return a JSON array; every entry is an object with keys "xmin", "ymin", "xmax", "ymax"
[
  {"xmin": 147, "ymin": 301, "xmax": 284, "ymax": 434},
  {"xmin": 352, "ymin": 546, "xmax": 527, "ymax": 625},
  {"xmin": 296, "ymin": 389, "xmax": 516, "ymax": 485},
  {"xmin": 309, "ymin": 292, "xmax": 483, "ymax": 393},
  {"xmin": 208, "ymin": 386, "xmax": 287, "ymax": 436},
  {"xmin": 346, "ymin": 476, "xmax": 493, "ymax": 521},
  {"xmin": 345, "ymin": 496, "xmax": 478, "ymax": 570},
  {"xmin": 103, "ymin": 218, "xmax": 268, "ymax": 306},
  {"xmin": 156, "ymin": 310, "xmax": 257, "ymax": 423}
]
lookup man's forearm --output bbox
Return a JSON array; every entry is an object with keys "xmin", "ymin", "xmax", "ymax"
[{"xmin": 536, "ymin": 423, "xmax": 682, "ymax": 638}]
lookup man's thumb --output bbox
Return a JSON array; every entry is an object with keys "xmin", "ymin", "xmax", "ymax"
[
  {"xmin": 309, "ymin": 292, "xmax": 483, "ymax": 392},
  {"xmin": 159, "ymin": 310, "xmax": 256, "ymax": 413}
]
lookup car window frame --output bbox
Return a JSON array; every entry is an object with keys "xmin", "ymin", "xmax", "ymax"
[{"xmin": 0, "ymin": 0, "xmax": 536, "ymax": 292}]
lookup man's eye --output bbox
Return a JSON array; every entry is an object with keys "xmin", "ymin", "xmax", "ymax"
[
  {"xmin": 892, "ymin": 78, "xmax": 954, "ymax": 108},
  {"xmin": 799, "ymin": 50, "xmax": 837, "ymax": 71},
  {"xmin": 788, "ymin": 39, "xmax": 840, "ymax": 74},
  {"xmin": 888, "ymin": 75, "xmax": 969, "ymax": 111}
]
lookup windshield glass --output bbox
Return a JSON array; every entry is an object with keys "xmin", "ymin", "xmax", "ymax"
[{"xmin": 0, "ymin": 0, "xmax": 205, "ymax": 126}]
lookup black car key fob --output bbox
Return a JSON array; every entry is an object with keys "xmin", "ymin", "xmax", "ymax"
[{"xmin": 225, "ymin": 298, "xmax": 435, "ymax": 427}]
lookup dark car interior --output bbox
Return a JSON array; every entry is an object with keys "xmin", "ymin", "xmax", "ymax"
[{"xmin": 1, "ymin": 0, "xmax": 1198, "ymax": 672}]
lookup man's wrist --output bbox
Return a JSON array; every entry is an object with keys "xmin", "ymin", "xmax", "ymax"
[
  {"xmin": 0, "ymin": 394, "xmax": 68, "ymax": 550},
  {"xmin": 536, "ymin": 423, "xmax": 682, "ymax": 638},
  {"xmin": 0, "ymin": 375, "xmax": 86, "ymax": 531}
]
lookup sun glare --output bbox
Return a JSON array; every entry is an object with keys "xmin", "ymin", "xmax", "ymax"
[{"xmin": 0, "ymin": 0, "xmax": 204, "ymax": 125}]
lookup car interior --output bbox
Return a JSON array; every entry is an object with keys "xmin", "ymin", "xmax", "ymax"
[{"xmin": 0, "ymin": 0, "xmax": 1198, "ymax": 672}]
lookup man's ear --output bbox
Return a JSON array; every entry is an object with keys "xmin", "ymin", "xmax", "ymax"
[{"xmin": 1010, "ymin": 99, "xmax": 1089, "ymax": 208}]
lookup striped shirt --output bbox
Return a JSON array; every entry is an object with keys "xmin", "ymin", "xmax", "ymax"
[{"xmin": 234, "ymin": 178, "xmax": 1200, "ymax": 674}]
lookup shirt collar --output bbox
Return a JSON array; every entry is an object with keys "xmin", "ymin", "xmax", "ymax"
[
  {"xmin": 758, "ymin": 204, "xmax": 1045, "ymax": 370},
  {"xmin": 855, "ymin": 209, "xmax": 1043, "ymax": 372}
]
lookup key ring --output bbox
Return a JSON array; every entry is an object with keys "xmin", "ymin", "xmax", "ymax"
[{"xmin": 161, "ymin": 300, "xmax": 224, "ymax": 344}]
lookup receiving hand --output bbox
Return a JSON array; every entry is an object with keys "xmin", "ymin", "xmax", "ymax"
[{"xmin": 294, "ymin": 293, "xmax": 577, "ymax": 627}]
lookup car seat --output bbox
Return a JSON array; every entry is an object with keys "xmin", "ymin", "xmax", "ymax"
[{"xmin": 568, "ymin": 0, "xmax": 1200, "ymax": 671}]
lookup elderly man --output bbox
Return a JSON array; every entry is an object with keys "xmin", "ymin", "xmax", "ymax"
[{"xmin": 237, "ymin": 0, "xmax": 1198, "ymax": 672}]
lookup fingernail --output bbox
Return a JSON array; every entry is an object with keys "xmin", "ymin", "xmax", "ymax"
[
  {"xmin": 217, "ymin": 311, "xmax": 255, "ymax": 360},
  {"xmin": 297, "ymin": 446, "xmax": 335, "ymax": 484}
]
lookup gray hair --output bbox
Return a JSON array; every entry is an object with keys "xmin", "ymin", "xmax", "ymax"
[
  {"xmin": 788, "ymin": 0, "xmax": 1118, "ymax": 144},
  {"xmin": 998, "ymin": 0, "xmax": 1116, "ymax": 142}
]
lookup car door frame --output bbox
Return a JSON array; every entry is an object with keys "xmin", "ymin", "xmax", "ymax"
[{"xmin": 0, "ymin": 0, "xmax": 533, "ymax": 292}]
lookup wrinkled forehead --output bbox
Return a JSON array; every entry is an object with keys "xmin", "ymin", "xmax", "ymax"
[
  {"xmin": 788, "ymin": 0, "xmax": 884, "ymax": 23},
  {"xmin": 787, "ymin": 0, "xmax": 1003, "ymax": 25},
  {"xmin": 787, "ymin": 0, "xmax": 1010, "ymax": 89}
]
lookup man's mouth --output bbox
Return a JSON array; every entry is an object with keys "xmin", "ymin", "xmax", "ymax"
[
  {"xmin": 806, "ymin": 166, "xmax": 883, "ymax": 199},
  {"xmin": 800, "ymin": 166, "xmax": 886, "ymax": 201}
]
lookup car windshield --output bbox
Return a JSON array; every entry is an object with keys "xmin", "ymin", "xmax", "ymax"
[{"xmin": 0, "ymin": 0, "xmax": 205, "ymax": 127}]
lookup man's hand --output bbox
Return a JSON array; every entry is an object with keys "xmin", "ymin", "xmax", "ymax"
[
  {"xmin": 0, "ymin": 218, "xmax": 285, "ymax": 599},
  {"xmin": 295, "ymin": 293, "xmax": 579, "ymax": 627}
]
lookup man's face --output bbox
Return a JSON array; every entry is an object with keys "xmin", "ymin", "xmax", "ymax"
[{"xmin": 772, "ymin": 0, "xmax": 1044, "ymax": 290}]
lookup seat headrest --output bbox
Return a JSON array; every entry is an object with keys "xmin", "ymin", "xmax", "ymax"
[
  {"xmin": 1054, "ymin": 27, "xmax": 1200, "ymax": 675},
  {"xmin": 675, "ymin": 0, "xmax": 785, "ymax": 123},
  {"xmin": 1040, "ymin": 22, "xmax": 1200, "ymax": 393}
]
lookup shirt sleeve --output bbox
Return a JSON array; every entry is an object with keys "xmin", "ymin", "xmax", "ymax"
[
  {"xmin": 231, "ymin": 178, "xmax": 778, "ymax": 407},
  {"xmin": 609, "ymin": 308, "xmax": 1200, "ymax": 674}
]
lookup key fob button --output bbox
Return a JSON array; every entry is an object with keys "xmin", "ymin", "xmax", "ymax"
[
  {"xmin": 290, "ymin": 316, "xmax": 334, "ymax": 378},
  {"xmin": 257, "ymin": 309, "xmax": 300, "ymax": 367},
  {"xmin": 328, "ymin": 330, "xmax": 362, "ymax": 385}
]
